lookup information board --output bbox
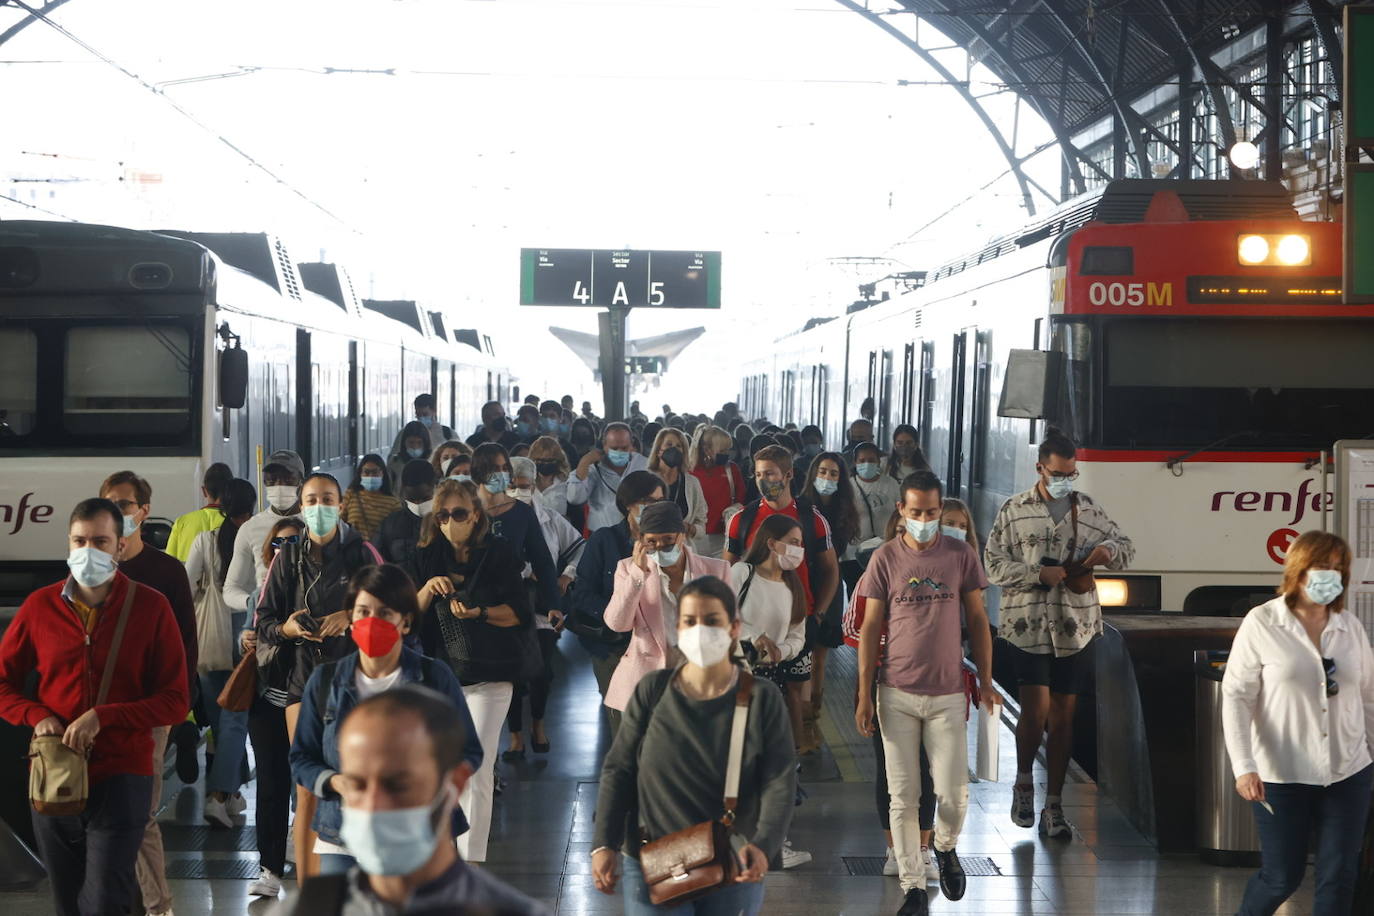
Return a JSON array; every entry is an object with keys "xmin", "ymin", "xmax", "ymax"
[
  {"xmin": 1335, "ymin": 440, "xmax": 1374, "ymax": 645},
  {"xmin": 520, "ymin": 248, "xmax": 721, "ymax": 309}
]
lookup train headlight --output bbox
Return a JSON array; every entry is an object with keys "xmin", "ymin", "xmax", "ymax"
[
  {"xmin": 1094, "ymin": 576, "xmax": 1163, "ymax": 611},
  {"xmin": 1276, "ymin": 234, "xmax": 1311, "ymax": 266},
  {"xmin": 1238, "ymin": 235, "xmax": 1270, "ymax": 265},
  {"xmin": 1097, "ymin": 579, "xmax": 1130, "ymax": 607}
]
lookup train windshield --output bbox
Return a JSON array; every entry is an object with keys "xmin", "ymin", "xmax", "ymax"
[
  {"xmin": 1091, "ymin": 318, "xmax": 1374, "ymax": 451},
  {"xmin": 0, "ymin": 319, "xmax": 196, "ymax": 449}
]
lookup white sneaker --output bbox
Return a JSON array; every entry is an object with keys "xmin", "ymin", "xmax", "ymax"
[
  {"xmin": 226, "ymin": 792, "xmax": 247, "ymax": 817},
  {"xmin": 203, "ymin": 797, "xmax": 233, "ymax": 829},
  {"xmin": 780, "ymin": 840, "xmax": 812, "ymax": 869},
  {"xmin": 882, "ymin": 847, "xmax": 899, "ymax": 876},
  {"xmin": 921, "ymin": 846, "xmax": 939, "ymax": 882},
  {"xmin": 247, "ymin": 867, "xmax": 282, "ymax": 897}
]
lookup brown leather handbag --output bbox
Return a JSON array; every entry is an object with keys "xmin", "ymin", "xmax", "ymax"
[
  {"xmin": 1062, "ymin": 496, "xmax": 1097, "ymax": 596},
  {"xmin": 217, "ymin": 646, "xmax": 258, "ymax": 712},
  {"xmin": 639, "ymin": 672, "xmax": 755, "ymax": 906}
]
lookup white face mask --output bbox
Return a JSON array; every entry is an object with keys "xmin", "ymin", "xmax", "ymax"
[
  {"xmin": 776, "ymin": 543, "xmax": 805, "ymax": 571},
  {"xmin": 266, "ymin": 485, "xmax": 297, "ymax": 512},
  {"xmin": 678, "ymin": 623, "xmax": 732, "ymax": 668},
  {"xmin": 406, "ymin": 499, "xmax": 434, "ymax": 518},
  {"xmin": 507, "ymin": 487, "xmax": 535, "ymax": 504}
]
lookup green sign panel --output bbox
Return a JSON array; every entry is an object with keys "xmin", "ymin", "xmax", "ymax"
[{"xmin": 1346, "ymin": 8, "xmax": 1374, "ymax": 302}]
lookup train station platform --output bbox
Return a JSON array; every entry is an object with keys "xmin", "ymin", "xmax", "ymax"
[{"xmin": 2, "ymin": 639, "xmax": 1313, "ymax": 915}]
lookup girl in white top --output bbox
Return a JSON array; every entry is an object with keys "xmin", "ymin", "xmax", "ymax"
[
  {"xmin": 529, "ymin": 435, "xmax": 572, "ymax": 517},
  {"xmin": 1221, "ymin": 531, "xmax": 1374, "ymax": 916},
  {"xmin": 647, "ymin": 427, "xmax": 708, "ymax": 540},
  {"xmin": 851, "ymin": 441, "xmax": 900, "ymax": 545}
]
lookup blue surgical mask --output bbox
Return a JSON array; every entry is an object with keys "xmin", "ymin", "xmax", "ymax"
[
  {"xmin": 121, "ymin": 513, "xmax": 140, "ymax": 537},
  {"xmin": 67, "ymin": 546, "xmax": 117, "ymax": 588},
  {"xmin": 301, "ymin": 504, "xmax": 339, "ymax": 537},
  {"xmin": 606, "ymin": 449, "xmax": 631, "ymax": 468},
  {"xmin": 804, "ymin": 444, "xmax": 823, "ymax": 458},
  {"xmin": 515, "ymin": 421, "xmax": 534, "ymax": 437},
  {"xmin": 941, "ymin": 525, "xmax": 967, "ymax": 541},
  {"xmin": 448, "ymin": 474, "xmax": 472, "ymax": 483},
  {"xmin": 905, "ymin": 518, "xmax": 940, "ymax": 543},
  {"xmin": 418, "ymin": 415, "xmax": 434, "ymax": 428},
  {"xmin": 559, "ymin": 422, "xmax": 571, "ymax": 438},
  {"xmin": 540, "ymin": 417, "xmax": 559, "ymax": 434},
  {"xmin": 855, "ymin": 462, "xmax": 880, "ymax": 479},
  {"xmin": 1045, "ymin": 476, "xmax": 1074, "ymax": 499},
  {"xmin": 338, "ymin": 784, "xmax": 451, "ymax": 877},
  {"xmin": 485, "ymin": 471, "xmax": 511, "ymax": 494},
  {"xmin": 654, "ymin": 544, "xmax": 683, "ymax": 567},
  {"xmin": 1304, "ymin": 569, "xmax": 1344, "ymax": 606},
  {"xmin": 407, "ymin": 447, "xmax": 425, "ymax": 459},
  {"xmin": 360, "ymin": 476, "xmax": 383, "ymax": 492},
  {"xmin": 814, "ymin": 477, "xmax": 838, "ymax": 496}
]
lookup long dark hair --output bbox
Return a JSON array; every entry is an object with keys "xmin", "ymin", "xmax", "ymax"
[
  {"xmin": 399, "ymin": 420, "xmax": 431, "ymax": 460},
  {"xmin": 740, "ymin": 514, "xmax": 807, "ymax": 626},
  {"xmin": 348, "ymin": 453, "xmax": 392, "ymax": 495},
  {"xmin": 344, "ymin": 563, "xmax": 420, "ymax": 627},
  {"xmin": 215, "ymin": 478, "xmax": 258, "ymax": 589},
  {"xmin": 886, "ymin": 423, "xmax": 930, "ymax": 481},
  {"xmin": 678, "ymin": 575, "xmax": 739, "ymax": 623},
  {"xmin": 801, "ymin": 451, "xmax": 859, "ymax": 548}
]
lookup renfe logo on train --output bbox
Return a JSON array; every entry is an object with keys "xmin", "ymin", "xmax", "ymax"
[
  {"xmin": 1210, "ymin": 478, "xmax": 1330, "ymax": 526},
  {"xmin": 0, "ymin": 492, "xmax": 53, "ymax": 536}
]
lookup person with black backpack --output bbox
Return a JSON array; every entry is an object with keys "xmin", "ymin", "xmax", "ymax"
[
  {"xmin": 288, "ymin": 565, "xmax": 483, "ymax": 875},
  {"xmin": 724, "ymin": 444, "xmax": 839, "ymax": 757}
]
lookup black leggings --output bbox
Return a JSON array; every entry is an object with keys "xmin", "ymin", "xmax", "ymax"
[
  {"xmin": 246, "ymin": 698, "xmax": 290, "ymax": 875},
  {"xmin": 507, "ymin": 629, "xmax": 559, "ymax": 732},
  {"xmin": 873, "ymin": 713, "xmax": 935, "ymax": 832}
]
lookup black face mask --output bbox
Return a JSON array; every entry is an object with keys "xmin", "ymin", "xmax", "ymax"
[
  {"xmin": 714, "ymin": 454, "xmax": 730, "ymax": 467},
  {"xmin": 535, "ymin": 461, "xmax": 560, "ymax": 477},
  {"xmin": 486, "ymin": 416, "xmax": 506, "ymax": 432},
  {"xmin": 661, "ymin": 447, "xmax": 683, "ymax": 469}
]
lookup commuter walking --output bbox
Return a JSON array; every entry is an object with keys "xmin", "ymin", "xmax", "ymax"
[
  {"xmin": 375, "ymin": 459, "xmax": 436, "ymax": 566},
  {"xmin": 603, "ymin": 501, "xmax": 731, "ymax": 713},
  {"xmin": 411, "ymin": 479, "xmax": 537, "ymax": 863},
  {"xmin": 647, "ymin": 427, "xmax": 708, "ymax": 540},
  {"xmin": 223, "ymin": 449, "xmax": 305, "ymax": 615},
  {"xmin": 165, "ymin": 462, "xmax": 233, "ymax": 562},
  {"xmin": 444, "ymin": 453, "xmax": 473, "ymax": 483},
  {"xmin": 567, "ymin": 470, "xmax": 665, "ymax": 735},
  {"xmin": 256, "ymin": 472, "xmax": 382, "ymax": 879},
  {"xmin": 985, "ymin": 429, "xmax": 1133, "ymax": 838},
  {"xmin": 466, "ymin": 400, "xmax": 523, "ymax": 450},
  {"xmin": 886, "ymin": 424, "xmax": 930, "ymax": 483},
  {"xmin": 536, "ymin": 400, "xmax": 580, "ymax": 466},
  {"xmin": 528, "ymin": 433, "xmax": 574, "ymax": 519},
  {"xmin": 289, "ymin": 564, "xmax": 483, "ymax": 875},
  {"xmin": 339, "ymin": 453, "xmax": 400, "ymax": 543},
  {"xmin": 592, "ymin": 576, "xmax": 795, "ymax": 915},
  {"xmin": 852, "ymin": 441, "xmax": 900, "ymax": 546},
  {"xmin": 278, "ymin": 686, "xmax": 550, "ymax": 915},
  {"xmin": 567, "ymin": 421, "xmax": 650, "ymax": 532},
  {"xmin": 388, "ymin": 393, "xmax": 456, "ymax": 461},
  {"xmin": 0, "ymin": 498, "xmax": 189, "ymax": 916},
  {"xmin": 185, "ymin": 477, "xmax": 257, "ymax": 828},
  {"xmin": 689, "ymin": 425, "xmax": 746, "ymax": 559},
  {"xmin": 855, "ymin": 471, "xmax": 997, "ymax": 915},
  {"xmin": 801, "ymin": 450, "xmax": 859, "ymax": 731},
  {"xmin": 429, "ymin": 439, "xmax": 470, "ymax": 481},
  {"xmin": 388, "ymin": 420, "xmax": 433, "ymax": 486},
  {"xmin": 98, "ymin": 470, "xmax": 197, "ymax": 916},
  {"xmin": 1223, "ymin": 531, "xmax": 1374, "ymax": 916}
]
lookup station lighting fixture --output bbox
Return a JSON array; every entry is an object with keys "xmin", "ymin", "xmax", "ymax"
[
  {"xmin": 1237, "ymin": 233, "xmax": 1311, "ymax": 266},
  {"xmin": 1229, "ymin": 140, "xmax": 1260, "ymax": 170}
]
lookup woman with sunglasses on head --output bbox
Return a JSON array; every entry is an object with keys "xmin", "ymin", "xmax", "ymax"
[
  {"xmin": 1222, "ymin": 531, "xmax": 1374, "ymax": 916},
  {"xmin": 410, "ymin": 479, "xmax": 536, "ymax": 864},
  {"xmin": 647, "ymin": 427, "xmax": 707, "ymax": 542},
  {"xmin": 339, "ymin": 454, "xmax": 399, "ymax": 543},
  {"xmin": 289, "ymin": 564, "xmax": 483, "ymax": 875}
]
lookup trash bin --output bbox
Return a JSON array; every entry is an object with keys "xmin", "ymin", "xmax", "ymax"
[{"xmin": 1195, "ymin": 649, "xmax": 1260, "ymax": 866}]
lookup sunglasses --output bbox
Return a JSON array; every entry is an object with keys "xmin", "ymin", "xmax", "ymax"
[
  {"xmin": 271, "ymin": 534, "xmax": 301, "ymax": 549},
  {"xmin": 434, "ymin": 507, "xmax": 473, "ymax": 524},
  {"xmin": 1323, "ymin": 657, "xmax": 1338, "ymax": 697}
]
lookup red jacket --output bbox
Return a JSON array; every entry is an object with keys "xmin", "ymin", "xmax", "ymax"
[{"xmin": 0, "ymin": 572, "xmax": 189, "ymax": 784}]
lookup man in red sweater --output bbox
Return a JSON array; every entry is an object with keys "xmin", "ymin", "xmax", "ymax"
[{"xmin": 0, "ymin": 498, "xmax": 188, "ymax": 916}]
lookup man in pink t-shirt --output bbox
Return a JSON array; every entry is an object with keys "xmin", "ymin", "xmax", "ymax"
[{"xmin": 854, "ymin": 470, "xmax": 997, "ymax": 915}]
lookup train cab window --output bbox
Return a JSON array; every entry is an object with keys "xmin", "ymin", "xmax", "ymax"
[
  {"xmin": 63, "ymin": 325, "xmax": 193, "ymax": 439},
  {"xmin": 0, "ymin": 328, "xmax": 37, "ymax": 437},
  {"xmin": 1080, "ymin": 246, "xmax": 1134, "ymax": 276}
]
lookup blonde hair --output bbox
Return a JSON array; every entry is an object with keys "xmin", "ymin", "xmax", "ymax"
[
  {"xmin": 416, "ymin": 479, "xmax": 490, "ymax": 549},
  {"xmin": 690, "ymin": 425, "xmax": 733, "ymax": 472},
  {"xmin": 941, "ymin": 497, "xmax": 980, "ymax": 550},
  {"xmin": 648, "ymin": 427, "xmax": 691, "ymax": 474},
  {"xmin": 430, "ymin": 440, "xmax": 471, "ymax": 478},
  {"xmin": 528, "ymin": 435, "xmax": 570, "ymax": 478},
  {"xmin": 1281, "ymin": 531, "xmax": 1352, "ymax": 612}
]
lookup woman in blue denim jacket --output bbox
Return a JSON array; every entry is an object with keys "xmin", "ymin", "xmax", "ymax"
[{"xmin": 289, "ymin": 563, "xmax": 483, "ymax": 875}]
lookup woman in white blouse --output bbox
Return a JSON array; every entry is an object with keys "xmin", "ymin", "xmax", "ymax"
[
  {"xmin": 646, "ymin": 427, "xmax": 707, "ymax": 540},
  {"xmin": 1221, "ymin": 531, "xmax": 1374, "ymax": 916}
]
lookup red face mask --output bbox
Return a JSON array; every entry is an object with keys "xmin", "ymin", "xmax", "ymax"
[{"xmin": 351, "ymin": 616, "xmax": 401, "ymax": 658}]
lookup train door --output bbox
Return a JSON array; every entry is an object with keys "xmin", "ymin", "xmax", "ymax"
[
  {"xmin": 295, "ymin": 328, "xmax": 313, "ymax": 471},
  {"xmin": 877, "ymin": 348, "xmax": 894, "ymax": 447},
  {"xmin": 900, "ymin": 343, "xmax": 916, "ymax": 426},
  {"xmin": 967, "ymin": 331, "xmax": 992, "ymax": 506},
  {"xmin": 347, "ymin": 341, "xmax": 359, "ymax": 461},
  {"xmin": 917, "ymin": 341, "xmax": 934, "ymax": 456},
  {"xmin": 947, "ymin": 331, "xmax": 968, "ymax": 496}
]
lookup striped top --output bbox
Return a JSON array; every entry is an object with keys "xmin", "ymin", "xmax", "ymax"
[{"xmin": 340, "ymin": 488, "xmax": 401, "ymax": 543}]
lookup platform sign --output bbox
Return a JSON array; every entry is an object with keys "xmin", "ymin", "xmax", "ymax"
[
  {"xmin": 520, "ymin": 248, "xmax": 720, "ymax": 308},
  {"xmin": 1345, "ymin": 7, "xmax": 1374, "ymax": 302},
  {"xmin": 1334, "ymin": 440, "xmax": 1374, "ymax": 645}
]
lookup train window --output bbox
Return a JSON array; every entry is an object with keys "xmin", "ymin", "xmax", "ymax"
[
  {"xmin": 1080, "ymin": 246, "xmax": 1134, "ymax": 276},
  {"xmin": 918, "ymin": 341, "xmax": 934, "ymax": 455},
  {"xmin": 63, "ymin": 325, "xmax": 192, "ymax": 439},
  {"xmin": 0, "ymin": 328, "xmax": 37, "ymax": 437}
]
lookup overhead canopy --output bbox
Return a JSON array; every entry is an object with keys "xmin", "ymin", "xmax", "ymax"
[{"xmin": 549, "ymin": 326, "xmax": 705, "ymax": 377}]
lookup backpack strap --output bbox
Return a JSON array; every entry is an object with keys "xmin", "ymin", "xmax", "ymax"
[
  {"xmin": 96, "ymin": 581, "xmax": 139, "ymax": 706},
  {"xmin": 737, "ymin": 563, "xmax": 758, "ymax": 610},
  {"xmin": 727, "ymin": 501, "xmax": 762, "ymax": 557},
  {"xmin": 294, "ymin": 874, "xmax": 350, "ymax": 915}
]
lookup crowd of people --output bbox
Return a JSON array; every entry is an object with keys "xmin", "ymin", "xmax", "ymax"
[{"xmin": 0, "ymin": 389, "xmax": 1369, "ymax": 916}]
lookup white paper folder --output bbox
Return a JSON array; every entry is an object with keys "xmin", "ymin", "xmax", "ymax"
[{"xmin": 975, "ymin": 704, "xmax": 1000, "ymax": 782}]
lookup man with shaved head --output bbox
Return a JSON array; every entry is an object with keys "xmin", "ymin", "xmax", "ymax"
[{"xmin": 277, "ymin": 685, "xmax": 548, "ymax": 915}]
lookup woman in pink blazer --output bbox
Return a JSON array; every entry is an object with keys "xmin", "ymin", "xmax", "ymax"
[{"xmin": 603, "ymin": 500, "xmax": 732, "ymax": 711}]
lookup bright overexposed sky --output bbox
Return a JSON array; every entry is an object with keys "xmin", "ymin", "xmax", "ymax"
[{"xmin": 1, "ymin": 0, "xmax": 1059, "ymax": 409}]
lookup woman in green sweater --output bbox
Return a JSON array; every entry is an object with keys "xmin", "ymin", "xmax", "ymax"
[{"xmin": 591, "ymin": 575, "xmax": 796, "ymax": 915}]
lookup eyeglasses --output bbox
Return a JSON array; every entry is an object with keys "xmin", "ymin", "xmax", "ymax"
[
  {"xmin": 109, "ymin": 499, "xmax": 142, "ymax": 512},
  {"xmin": 1323, "ymin": 657, "xmax": 1339, "ymax": 697},
  {"xmin": 434, "ymin": 507, "xmax": 472, "ymax": 524},
  {"xmin": 1043, "ymin": 469, "xmax": 1080, "ymax": 481},
  {"xmin": 270, "ymin": 534, "xmax": 301, "ymax": 549}
]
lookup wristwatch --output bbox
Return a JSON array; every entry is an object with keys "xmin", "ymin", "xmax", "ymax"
[{"xmin": 475, "ymin": 606, "xmax": 489, "ymax": 623}]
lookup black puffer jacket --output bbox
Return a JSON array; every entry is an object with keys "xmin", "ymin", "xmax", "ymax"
[{"xmin": 255, "ymin": 521, "xmax": 380, "ymax": 706}]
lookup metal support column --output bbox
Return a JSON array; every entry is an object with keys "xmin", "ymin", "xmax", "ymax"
[
  {"xmin": 1264, "ymin": 8, "xmax": 1284, "ymax": 181},
  {"xmin": 598, "ymin": 308, "xmax": 629, "ymax": 421},
  {"xmin": 1178, "ymin": 60, "xmax": 1194, "ymax": 179}
]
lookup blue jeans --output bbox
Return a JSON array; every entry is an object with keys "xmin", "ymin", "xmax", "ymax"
[
  {"xmin": 1238, "ymin": 763, "xmax": 1374, "ymax": 916},
  {"xmin": 200, "ymin": 611, "xmax": 251, "ymax": 795},
  {"xmin": 621, "ymin": 854, "xmax": 765, "ymax": 916},
  {"xmin": 318, "ymin": 853, "xmax": 355, "ymax": 875}
]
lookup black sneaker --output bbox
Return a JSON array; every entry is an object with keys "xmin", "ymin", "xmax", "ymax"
[
  {"xmin": 172, "ymin": 721, "xmax": 200, "ymax": 784},
  {"xmin": 933, "ymin": 847, "xmax": 966, "ymax": 901},
  {"xmin": 896, "ymin": 887, "xmax": 929, "ymax": 916}
]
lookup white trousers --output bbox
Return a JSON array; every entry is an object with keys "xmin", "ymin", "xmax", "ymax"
[
  {"xmin": 456, "ymin": 680, "xmax": 513, "ymax": 863},
  {"xmin": 877, "ymin": 687, "xmax": 969, "ymax": 893}
]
